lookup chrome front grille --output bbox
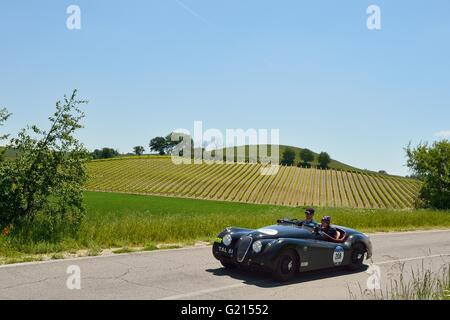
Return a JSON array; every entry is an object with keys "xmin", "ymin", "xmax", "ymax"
[{"xmin": 236, "ymin": 236, "xmax": 252, "ymax": 263}]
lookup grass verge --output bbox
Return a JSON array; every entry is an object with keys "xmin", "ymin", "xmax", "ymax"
[{"xmin": 353, "ymin": 263, "xmax": 450, "ymax": 300}]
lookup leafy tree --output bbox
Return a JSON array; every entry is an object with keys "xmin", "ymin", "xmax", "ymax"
[
  {"xmin": 150, "ymin": 133, "xmax": 193, "ymax": 156},
  {"xmin": 281, "ymin": 148, "xmax": 296, "ymax": 166},
  {"xmin": 133, "ymin": 146, "xmax": 145, "ymax": 156},
  {"xmin": 149, "ymin": 137, "xmax": 168, "ymax": 155},
  {"xmin": 92, "ymin": 147, "xmax": 119, "ymax": 159},
  {"xmin": 317, "ymin": 152, "xmax": 331, "ymax": 169},
  {"xmin": 0, "ymin": 108, "xmax": 11, "ymax": 161},
  {"xmin": 378, "ymin": 170, "xmax": 388, "ymax": 175},
  {"xmin": 299, "ymin": 148, "xmax": 314, "ymax": 167},
  {"xmin": 0, "ymin": 108, "xmax": 10, "ymax": 140},
  {"xmin": 405, "ymin": 140, "xmax": 450, "ymax": 209},
  {"xmin": 165, "ymin": 133, "xmax": 181, "ymax": 155},
  {"xmin": 0, "ymin": 90, "xmax": 89, "ymax": 234}
]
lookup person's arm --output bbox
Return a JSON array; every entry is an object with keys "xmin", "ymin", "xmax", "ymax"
[
  {"xmin": 335, "ymin": 230, "xmax": 341, "ymax": 240},
  {"xmin": 329, "ymin": 228, "xmax": 338, "ymax": 239},
  {"xmin": 320, "ymin": 228, "xmax": 337, "ymax": 241}
]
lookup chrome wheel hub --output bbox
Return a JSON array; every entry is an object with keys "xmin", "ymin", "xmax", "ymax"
[{"xmin": 287, "ymin": 260, "xmax": 293, "ymax": 271}]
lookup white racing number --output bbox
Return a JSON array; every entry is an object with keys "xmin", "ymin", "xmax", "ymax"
[
  {"xmin": 333, "ymin": 246, "xmax": 344, "ymax": 265},
  {"xmin": 257, "ymin": 228, "xmax": 278, "ymax": 236}
]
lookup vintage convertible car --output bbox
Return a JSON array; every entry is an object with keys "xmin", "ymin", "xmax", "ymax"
[{"xmin": 212, "ymin": 219, "xmax": 373, "ymax": 281}]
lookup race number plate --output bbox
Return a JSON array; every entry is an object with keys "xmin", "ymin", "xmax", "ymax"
[{"xmin": 333, "ymin": 246, "xmax": 345, "ymax": 265}]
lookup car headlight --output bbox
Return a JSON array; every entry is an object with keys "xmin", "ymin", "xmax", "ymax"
[
  {"xmin": 222, "ymin": 234, "xmax": 232, "ymax": 246},
  {"xmin": 252, "ymin": 240, "xmax": 263, "ymax": 253}
]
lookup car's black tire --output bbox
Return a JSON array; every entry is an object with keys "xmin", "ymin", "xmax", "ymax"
[
  {"xmin": 347, "ymin": 243, "xmax": 366, "ymax": 270},
  {"xmin": 272, "ymin": 249, "xmax": 299, "ymax": 282},
  {"xmin": 220, "ymin": 260, "xmax": 237, "ymax": 269}
]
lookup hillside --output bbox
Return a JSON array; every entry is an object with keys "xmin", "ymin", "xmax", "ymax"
[
  {"xmin": 0, "ymin": 144, "xmax": 366, "ymax": 172},
  {"xmin": 221, "ymin": 145, "xmax": 361, "ymax": 171},
  {"xmin": 86, "ymin": 157, "xmax": 421, "ymax": 209}
]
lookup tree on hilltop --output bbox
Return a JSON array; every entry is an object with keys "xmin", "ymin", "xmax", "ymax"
[
  {"xmin": 299, "ymin": 148, "xmax": 314, "ymax": 167},
  {"xmin": 149, "ymin": 137, "xmax": 168, "ymax": 155},
  {"xmin": 92, "ymin": 147, "xmax": 119, "ymax": 159},
  {"xmin": 318, "ymin": 152, "xmax": 331, "ymax": 169},
  {"xmin": 281, "ymin": 148, "xmax": 296, "ymax": 166},
  {"xmin": 133, "ymin": 146, "xmax": 145, "ymax": 156}
]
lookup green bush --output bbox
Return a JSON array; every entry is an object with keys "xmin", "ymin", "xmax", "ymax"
[
  {"xmin": 406, "ymin": 140, "xmax": 450, "ymax": 209},
  {"xmin": 0, "ymin": 91, "xmax": 89, "ymax": 236}
]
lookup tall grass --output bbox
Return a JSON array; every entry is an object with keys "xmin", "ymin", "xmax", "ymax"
[
  {"xmin": 1, "ymin": 191, "xmax": 450, "ymax": 258},
  {"xmin": 354, "ymin": 263, "xmax": 450, "ymax": 300}
]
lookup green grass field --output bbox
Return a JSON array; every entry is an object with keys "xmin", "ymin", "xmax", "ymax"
[
  {"xmin": 1, "ymin": 191, "xmax": 449, "ymax": 263},
  {"xmin": 80, "ymin": 191, "xmax": 450, "ymax": 239}
]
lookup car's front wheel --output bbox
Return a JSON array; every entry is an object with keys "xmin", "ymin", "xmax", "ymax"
[
  {"xmin": 347, "ymin": 243, "xmax": 366, "ymax": 270},
  {"xmin": 272, "ymin": 249, "xmax": 299, "ymax": 282}
]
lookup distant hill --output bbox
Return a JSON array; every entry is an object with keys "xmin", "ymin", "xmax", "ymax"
[
  {"xmin": 220, "ymin": 145, "xmax": 362, "ymax": 172},
  {"xmin": 0, "ymin": 144, "xmax": 377, "ymax": 174}
]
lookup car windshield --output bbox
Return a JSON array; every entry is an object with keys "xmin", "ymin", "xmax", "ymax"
[{"xmin": 277, "ymin": 218, "xmax": 300, "ymax": 225}]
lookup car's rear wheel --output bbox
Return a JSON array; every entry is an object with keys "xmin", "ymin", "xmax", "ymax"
[
  {"xmin": 347, "ymin": 243, "xmax": 366, "ymax": 270},
  {"xmin": 220, "ymin": 260, "xmax": 237, "ymax": 269},
  {"xmin": 272, "ymin": 249, "xmax": 299, "ymax": 282}
]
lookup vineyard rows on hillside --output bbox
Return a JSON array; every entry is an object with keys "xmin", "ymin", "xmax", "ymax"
[{"xmin": 86, "ymin": 157, "xmax": 421, "ymax": 208}]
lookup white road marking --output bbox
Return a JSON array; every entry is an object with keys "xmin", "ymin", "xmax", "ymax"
[
  {"xmin": 159, "ymin": 283, "xmax": 247, "ymax": 300},
  {"xmin": 375, "ymin": 253, "xmax": 450, "ymax": 265},
  {"xmin": 367, "ymin": 229, "xmax": 450, "ymax": 237},
  {"xmin": 159, "ymin": 253, "xmax": 450, "ymax": 300}
]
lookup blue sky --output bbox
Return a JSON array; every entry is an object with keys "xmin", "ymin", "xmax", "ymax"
[{"xmin": 1, "ymin": 0, "xmax": 449, "ymax": 176}]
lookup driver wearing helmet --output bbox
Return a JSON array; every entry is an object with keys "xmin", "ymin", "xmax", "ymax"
[{"xmin": 320, "ymin": 216, "xmax": 338, "ymax": 240}]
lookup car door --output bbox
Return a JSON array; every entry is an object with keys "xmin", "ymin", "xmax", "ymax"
[{"xmin": 309, "ymin": 233, "xmax": 344, "ymax": 269}]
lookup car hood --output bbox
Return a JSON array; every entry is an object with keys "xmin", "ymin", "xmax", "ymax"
[{"xmin": 247, "ymin": 224, "xmax": 315, "ymax": 240}]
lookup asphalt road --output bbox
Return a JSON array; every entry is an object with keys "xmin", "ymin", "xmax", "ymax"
[{"xmin": 1, "ymin": 229, "xmax": 450, "ymax": 300}]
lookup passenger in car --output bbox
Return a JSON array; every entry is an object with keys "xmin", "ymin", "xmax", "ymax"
[{"xmin": 320, "ymin": 216, "xmax": 339, "ymax": 240}]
